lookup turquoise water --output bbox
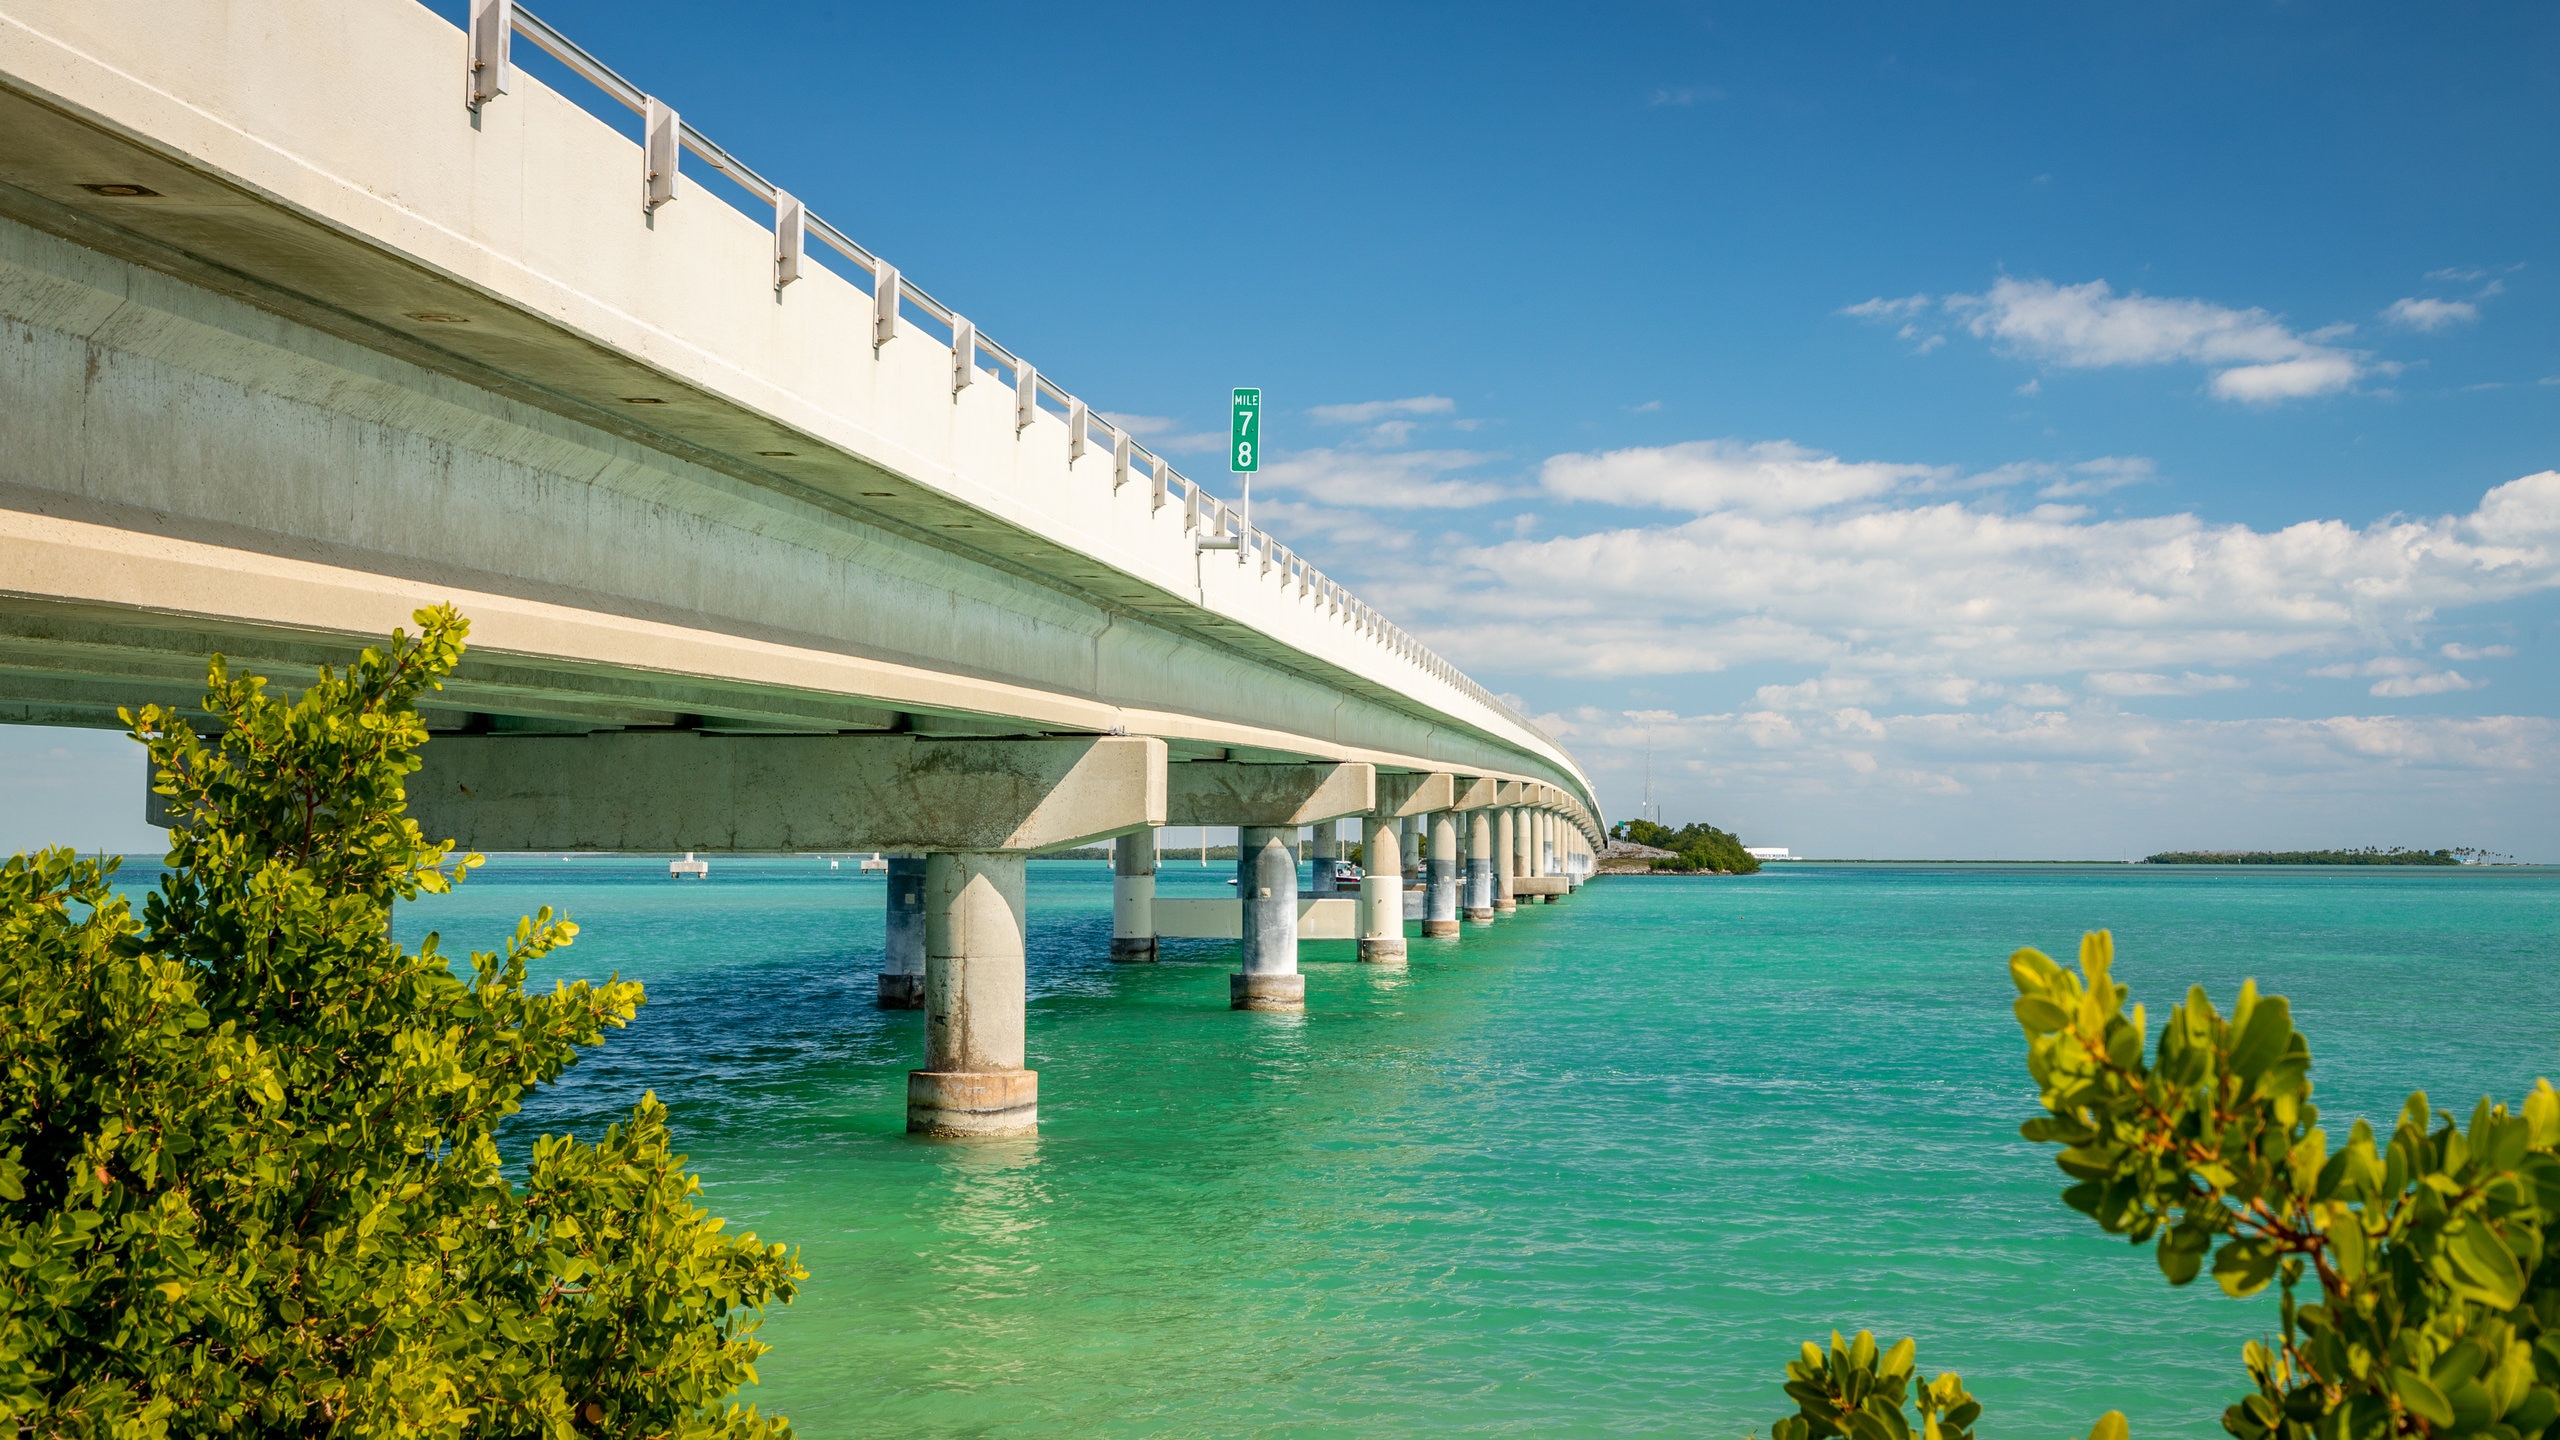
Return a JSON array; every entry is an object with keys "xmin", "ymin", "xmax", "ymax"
[{"xmin": 392, "ymin": 859, "xmax": 2559, "ymax": 1439}]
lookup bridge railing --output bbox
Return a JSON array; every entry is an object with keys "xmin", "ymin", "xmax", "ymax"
[{"xmin": 463, "ymin": 0, "xmax": 1558, "ymax": 752}]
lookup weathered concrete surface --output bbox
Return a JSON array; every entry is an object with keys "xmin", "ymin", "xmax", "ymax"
[
  {"xmin": 401, "ymin": 733, "xmax": 1166, "ymax": 853},
  {"xmin": 910, "ymin": 851, "xmax": 1035, "ymax": 1137},
  {"xmin": 1232, "ymin": 826, "xmax": 1304, "ymax": 1011},
  {"xmin": 0, "ymin": 0, "xmax": 1607, "ymax": 847},
  {"xmin": 1165, "ymin": 761, "xmax": 1375, "ymax": 828},
  {"xmin": 1109, "ymin": 832, "xmax": 1157, "ymax": 962},
  {"xmin": 1424, "ymin": 812, "xmax": 1461, "ymax": 939},
  {"xmin": 1358, "ymin": 814, "xmax": 1406, "ymax": 964},
  {"xmin": 1494, "ymin": 808, "xmax": 1517, "ymax": 914}
]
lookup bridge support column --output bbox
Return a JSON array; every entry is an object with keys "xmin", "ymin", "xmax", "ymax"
[
  {"xmin": 1540, "ymin": 813, "xmax": 1560, "ymax": 902},
  {"xmin": 1359, "ymin": 813, "xmax": 1406, "ymax": 964},
  {"xmin": 1110, "ymin": 831, "xmax": 1157, "ymax": 962},
  {"xmin": 1465, "ymin": 809, "xmax": 1495, "ymax": 923},
  {"xmin": 908, "ymin": 852, "xmax": 1037, "ymax": 1138},
  {"xmin": 1311, "ymin": 822, "xmax": 1338, "ymax": 895},
  {"xmin": 1425, "ymin": 811, "xmax": 1461, "ymax": 938},
  {"xmin": 1232, "ymin": 826, "xmax": 1305, "ymax": 1010},
  {"xmin": 877, "ymin": 853, "xmax": 927, "ymax": 1008},
  {"xmin": 1494, "ymin": 808, "xmax": 1517, "ymax": 915}
]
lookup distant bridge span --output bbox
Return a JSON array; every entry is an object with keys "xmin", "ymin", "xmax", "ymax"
[{"xmin": 0, "ymin": 0, "xmax": 1601, "ymax": 1134}]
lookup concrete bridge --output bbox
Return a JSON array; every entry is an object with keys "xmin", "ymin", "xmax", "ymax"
[{"xmin": 0, "ymin": 0, "xmax": 1603, "ymax": 1137}]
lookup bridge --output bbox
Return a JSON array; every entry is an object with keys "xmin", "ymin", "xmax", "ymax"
[{"xmin": 0, "ymin": 0, "xmax": 1604, "ymax": 1137}]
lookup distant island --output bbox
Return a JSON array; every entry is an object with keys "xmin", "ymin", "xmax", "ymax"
[{"xmin": 2144, "ymin": 847, "xmax": 2463, "ymax": 866}]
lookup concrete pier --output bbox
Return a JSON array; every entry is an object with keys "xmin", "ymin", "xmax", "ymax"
[
  {"xmin": 1465, "ymin": 809, "xmax": 1496, "ymax": 923},
  {"xmin": 1233, "ymin": 826, "xmax": 1307, "ymax": 1010},
  {"xmin": 908, "ymin": 852, "xmax": 1037, "ymax": 1137},
  {"xmin": 1359, "ymin": 813, "xmax": 1407, "ymax": 964},
  {"xmin": 1425, "ymin": 811, "xmax": 1461, "ymax": 938},
  {"xmin": 1494, "ymin": 808, "xmax": 1517, "ymax": 915},
  {"xmin": 1110, "ymin": 831, "xmax": 1157, "ymax": 962},
  {"xmin": 878, "ymin": 853, "xmax": 928, "ymax": 1008},
  {"xmin": 1311, "ymin": 823, "xmax": 1339, "ymax": 895}
]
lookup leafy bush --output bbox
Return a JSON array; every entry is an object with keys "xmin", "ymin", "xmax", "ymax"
[
  {"xmin": 0, "ymin": 607, "xmax": 800, "ymax": 1438},
  {"xmin": 1611, "ymin": 818, "xmax": 1761, "ymax": 874},
  {"xmin": 1770, "ymin": 929, "xmax": 2560, "ymax": 1440}
]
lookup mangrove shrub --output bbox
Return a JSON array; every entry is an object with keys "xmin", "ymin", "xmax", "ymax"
[
  {"xmin": 0, "ymin": 607, "xmax": 800, "ymax": 1438},
  {"xmin": 1769, "ymin": 930, "xmax": 2560, "ymax": 1440}
]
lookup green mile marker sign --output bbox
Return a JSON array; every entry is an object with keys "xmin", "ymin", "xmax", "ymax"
[{"xmin": 1231, "ymin": 388, "xmax": 1260, "ymax": 474}]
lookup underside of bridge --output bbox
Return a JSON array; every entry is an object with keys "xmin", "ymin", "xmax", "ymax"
[{"xmin": 0, "ymin": 0, "xmax": 1605, "ymax": 1137}]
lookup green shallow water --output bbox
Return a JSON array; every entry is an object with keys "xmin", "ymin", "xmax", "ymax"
[{"xmin": 394, "ymin": 859, "xmax": 2560, "ymax": 1438}]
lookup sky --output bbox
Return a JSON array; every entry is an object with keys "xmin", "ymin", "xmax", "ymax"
[{"xmin": 9, "ymin": 1, "xmax": 2558, "ymax": 860}]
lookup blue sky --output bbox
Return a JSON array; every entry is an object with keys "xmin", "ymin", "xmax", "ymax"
[{"xmin": 10, "ymin": 1, "xmax": 2558, "ymax": 859}]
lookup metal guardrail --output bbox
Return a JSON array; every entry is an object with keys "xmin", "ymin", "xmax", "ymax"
[{"xmin": 462, "ymin": 0, "xmax": 1555, "ymax": 750}]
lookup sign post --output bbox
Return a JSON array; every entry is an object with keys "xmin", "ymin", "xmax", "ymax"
[{"xmin": 1230, "ymin": 387, "xmax": 1259, "ymax": 563}]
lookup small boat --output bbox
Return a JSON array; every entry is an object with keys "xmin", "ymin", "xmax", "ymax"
[
  {"xmin": 859, "ymin": 852, "xmax": 889, "ymax": 873},
  {"xmin": 669, "ymin": 851, "xmax": 709, "ymax": 880},
  {"xmin": 1329, "ymin": 859, "xmax": 1361, "ymax": 885}
]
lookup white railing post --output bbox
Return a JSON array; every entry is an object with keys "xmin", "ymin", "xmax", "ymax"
[
  {"xmin": 1067, "ymin": 399, "xmax": 1088, "ymax": 462},
  {"xmin": 467, "ymin": 0, "xmax": 512, "ymax": 108},
  {"xmin": 1015, "ymin": 363, "xmax": 1038, "ymax": 430},
  {"xmin": 872, "ymin": 262, "xmax": 899, "ymax": 345},
  {"xmin": 1112, "ymin": 430, "xmax": 1131, "ymax": 490},
  {"xmin": 642, "ymin": 98, "xmax": 678, "ymax": 211},
  {"xmin": 1150, "ymin": 457, "xmax": 1169, "ymax": 511},
  {"xmin": 950, "ymin": 317, "xmax": 975, "ymax": 393},
  {"xmin": 773, "ymin": 191, "xmax": 803, "ymax": 290}
]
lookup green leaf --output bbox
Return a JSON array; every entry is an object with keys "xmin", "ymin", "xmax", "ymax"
[
  {"xmin": 2227, "ymin": 993, "xmax": 2293, "ymax": 1081},
  {"xmin": 2395, "ymin": 1370, "xmax": 2457, "ymax": 1429},
  {"xmin": 2449, "ymin": 1222, "xmax": 2526, "ymax": 1310},
  {"xmin": 2212, "ymin": 1238, "xmax": 2280, "ymax": 1298}
]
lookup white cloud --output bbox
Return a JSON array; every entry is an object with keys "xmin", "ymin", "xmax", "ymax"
[
  {"xmin": 2036, "ymin": 456, "xmax": 2155, "ymax": 499},
  {"xmin": 2382, "ymin": 297, "xmax": 2479, "ymax": 332},
  {"xmin": 1256, "ymin": 446, "xmax": 1516, "ymax": 510},
  {"xmin": 2442, "ymin": 643, "xmax": 2516, "ymax": 660},
  {"xmin": 2369, "ymin": 670, "xmax": 2484, "ymax": 698},
  {"xmin": 1923, "ymin": 276, "xmax": 2367, "ymax": 402},
  {"xmin": 1842, "ymin": 294, "xmax": 1932, "ymax": 320},
  {"xmin": 1307, "ymin": 396, "xmax": 1456, "ymax": 426},
  {"xmin": 1538, "ymin": 439, "xmax": 1947, "ymax": 515},
  {"xmin": 1421, "ymin": 467, "xmax": 2560, "ymax": 691},
  {"xmin": 2084, "ymin": 671, "xmax": 2249, "ymax": 696}
]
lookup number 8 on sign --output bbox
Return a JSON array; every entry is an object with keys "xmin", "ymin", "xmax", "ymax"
[{"xmin": 1231, "ymin": 388, "xmax": 1260, "ymax": 474}]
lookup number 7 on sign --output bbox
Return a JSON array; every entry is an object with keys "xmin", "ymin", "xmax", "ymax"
[{"xmin": 1231, "ymin": 388, "xmax": 1260, "ymax": 474}]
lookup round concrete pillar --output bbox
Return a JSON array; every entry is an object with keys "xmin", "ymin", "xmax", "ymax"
[
  {"xmin": 1110, "ymin": 831, "xmax": 1158, "ymax": 962},
  {"xmin": 1425, "ymin": 811, "xmax": 1461, "ymax": 938},
  {"xmin": 1465, "ymin": 809, "xmax": 1495, "ymax": 922},
  {"xmin": 1493, "ymin": 808, "xmax": 1517, "ymax": 914},
  {"xmin": 1311, "ymin": 822, "xmax": 1338, "ymax": 895},
  {"xmin": 877, "ymin": 853, "xmax": 927, "ymax": 1009},
  {"xmin": 907, "ymin": 852, "xmax": 1036, "ymax": 1137},
  {"xmin": 1232, "ymin": 825, "xmax": 1305, "ymax": 1010},
  {"xmin": 1359, "ymin": 813, "xmax": 1407, "ymax": 964}
]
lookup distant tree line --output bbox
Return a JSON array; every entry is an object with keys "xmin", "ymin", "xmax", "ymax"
[
  {"xmin": 2144, "ymin": 847, "xmax": 2462, "ymax": 866},
  {"xmin": 1609, "ymin": 819, "xmax": 1761, "ymax": 875}
]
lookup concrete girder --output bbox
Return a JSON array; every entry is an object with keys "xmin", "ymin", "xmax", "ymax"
[
  {"xmin": 1163, "ymin": 760, "xmax": 1375, "ymax": 828},
  {"xmin": 1450, "ymin": 775, "xmax": 1500, "ymax": 810},
  {"xmin": 1374, "ymin": 771, "xmax": 1454, "ymax": 818},
  {"xmin": 394, "ymin": 732, "xmax": 1166, "ymax": 853}
]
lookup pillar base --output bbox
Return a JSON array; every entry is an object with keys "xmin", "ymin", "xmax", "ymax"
[
  {"xmin": 1540, "ymin": 893, "xmax": 1558, "ymax": 904},
  {"xmin": 1230, "ymin": 971, "xmax": 1306, "ymax": 1011},
  {"xmin": 1109, "ymin": 935, "xmax": 1159, "ymax": 963},
  {"xmin": 1359, "ymin": 937, "xmax": 1408, "ymax": 964},
  {"xmin": 876, "ymin": 972, "xmax": 925, "ymax": 1009},
  {"xmin": 1422, "ymin": 919, "xmax": 1461, "ymax": 938},
  {"xmin": 907, "ymin": 1069, "xmax": 1038, "ymax": 1137},
  {"xmin": 1465, "ymin": 906, "xmax": 1494, "ymax": 923},
  {"xmin": 1494, "ymin": 898, "xmax": 1517, "ymax": 914}
]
